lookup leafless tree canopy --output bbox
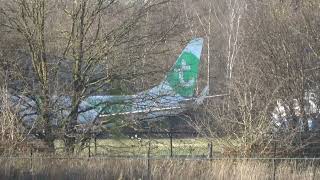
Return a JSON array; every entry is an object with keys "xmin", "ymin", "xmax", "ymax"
[{"xmin": 0, "ymin": 0, "xmax": 320, "ymax": 156}]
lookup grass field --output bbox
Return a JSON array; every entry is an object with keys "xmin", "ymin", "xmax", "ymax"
[
  {"xmin": 1, "ymin": 158, "xmax": 319, "ymax": 180},
  {"xmin": 4, "ymin": 137, "xmax": 320, "ymax": 179},
  {"xmin": 54, "ymin": 137, "xmax": 217, "ymax": 157}
]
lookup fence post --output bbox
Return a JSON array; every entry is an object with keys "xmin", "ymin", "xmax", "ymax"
[
  {"xmin": 94, "ymin": 136, "xmax": 97, "ymax": 155},
  {"xmin": 170, "ymin": 132, "xmax": 173, "ymax": 158},
  {"xmin": 30, "ymin": 148, "xmax": 33, "ymax": 173},
  {"xmin": 146, "ymin": 124, "xmax": 152, "ymax": 180},
  {"xmin": 272, "ymin": 141, "xmax": 277, "ymax": 180},
  {"xmin": 147, "ymin": 140, "xmax": 151, "ymax": 180},
  {"xmin": 208, "ymin": 142, "xmax": 213, "ymax": 159},
  {"xmin": 88, "ymin": 140, "xmax": 91, "ymax": 158}
]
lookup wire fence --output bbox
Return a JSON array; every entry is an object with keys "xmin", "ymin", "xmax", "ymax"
[
  {"xmin": 4, "ymin": 131, "xmax": 320, "ymax": 180},
  {"xmin": 16, "ymin": 130, "xmax": 320, "ymax": 159},
  {"xmin": 51, "ymin": 130, "xmax": 214, "ymax": 158},
  {"xmin": 2, "ymin": 155, "xmax": 320, "ymax": 180}
]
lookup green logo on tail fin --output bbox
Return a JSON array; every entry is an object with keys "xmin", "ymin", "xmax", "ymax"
[{"xmin": 166, "ymin": 52, "xmax": 199, "ymax": 97}]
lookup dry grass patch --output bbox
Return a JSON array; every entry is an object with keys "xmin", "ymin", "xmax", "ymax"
[{"xmin": 0, "ymin": 158, "xmax": 319, "ymax": 179}]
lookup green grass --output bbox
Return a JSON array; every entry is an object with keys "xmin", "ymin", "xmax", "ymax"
[{"xmin": 53, "ymin": 137, "xmax": 218, "ymax": 157}]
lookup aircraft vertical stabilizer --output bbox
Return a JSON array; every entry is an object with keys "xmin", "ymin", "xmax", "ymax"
[{"xmin": 147, "ymin": 38, "xmax": 204, "ymax": 98}]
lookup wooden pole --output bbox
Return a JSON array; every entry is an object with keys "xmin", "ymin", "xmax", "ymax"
[
  {"xmin": 94, "ymin": 136, "xmax": 97, "ymax": 155},
  {"xmin": 208, "ymin": 142, "xmax": 213, "ymax": 159}
]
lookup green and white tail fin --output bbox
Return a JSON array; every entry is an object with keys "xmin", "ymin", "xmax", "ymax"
[{"xmin": 148, "ymin": 38, "xmax": 204, "ymax": 97}]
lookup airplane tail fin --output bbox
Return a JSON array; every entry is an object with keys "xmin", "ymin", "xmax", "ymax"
[{"xmin": 148, "ymin": 38, "xmax": 204, "ymax": 97}]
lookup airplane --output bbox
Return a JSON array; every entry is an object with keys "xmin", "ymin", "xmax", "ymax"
[
  {"xmin": 7, "ymin": 38, "xmax": 222, "ymax": 127},
  {"xmin": 74, "ymin": 37, "xmax": 205, "ymax": 123}
]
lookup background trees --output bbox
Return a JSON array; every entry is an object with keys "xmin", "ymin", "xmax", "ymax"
[
  {"xmin": 0, "ymin": 0, "xmax": 320, "ymax": 156},
  {"xmin": 177, "ymin": 0, "xmax": 320, "ymax": 156}
]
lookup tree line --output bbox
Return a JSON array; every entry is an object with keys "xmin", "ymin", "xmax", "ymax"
[{"xmin": 0, "ymin": 0, "xmax": 319, "ymax": 156}]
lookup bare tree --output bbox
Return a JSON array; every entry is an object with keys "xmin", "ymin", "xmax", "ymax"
[
  {"xmin": 0, "ymin": 0, "xmax": 185, "ymax": 154},
  {"xmin": 58, "ymin": 0, "xmax": 177, "ymax": 153},
  {"xmin": 186, "ymin": 0, "xmax": 320, "ymax": 157},
  {"xmin": 1, "ymin": 0, "xmax": 55, "ymax": 150}
]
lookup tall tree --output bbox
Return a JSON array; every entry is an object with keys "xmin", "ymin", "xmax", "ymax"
[
  {"xmin": 60, "ymin": 0, "xmax": 172, "ymax": 153},
  {"xmin": 1, "ymin": 0, "xmax": 54, "ymax": 150}
]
